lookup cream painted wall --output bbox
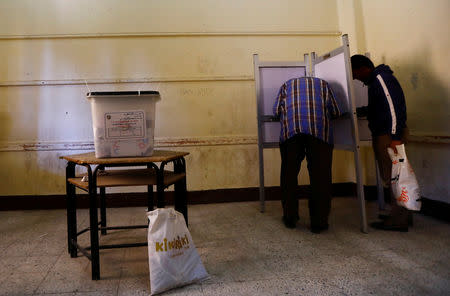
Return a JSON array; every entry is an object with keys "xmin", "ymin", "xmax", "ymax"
[
  {"xmin": 4, "ymin": 0, "xmax": 450, "ymax": 201},
  {"xmin": 359, "ymin": 0, "xmax": 449, "ymax": 136},
  {"xmin": 1, "ymin": 0, "xmax": 361, "ymax": 196},
  {"xmin": 0, "ymin": 0, "xmax": 339, "ymax": 36},
  {"xmin": 4, "ymin": 1, "xmax": 446, "ymax": 200}
]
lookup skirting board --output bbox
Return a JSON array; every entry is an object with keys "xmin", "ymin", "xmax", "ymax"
[
  {"xmin": 0, "ymin": 183, "xmax": 373, "ymax": 211},
  {"xmin": 1, "ymin": 184, "xmax": 447, "ymax": 223}
]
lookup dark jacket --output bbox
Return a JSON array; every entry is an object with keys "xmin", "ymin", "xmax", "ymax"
[{"xmin": 367, "ymin": 64, "xmax": 407, "ymax": 140}]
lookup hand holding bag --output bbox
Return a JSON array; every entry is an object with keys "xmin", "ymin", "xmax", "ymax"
[
  {"xmin": 387, "ymin": 144, "xmax": 421, "ymax": 211},
  {"xmin": 147, "ymin": 208, "xmax": 208, "ymax": 295}
]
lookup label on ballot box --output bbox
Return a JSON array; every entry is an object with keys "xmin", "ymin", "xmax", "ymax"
[{"xmin": 105, "ymin": 110, "xmax": 146, "ymax": 139}]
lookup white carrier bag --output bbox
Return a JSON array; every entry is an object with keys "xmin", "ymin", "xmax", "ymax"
[
  {"xmin": 387, "ymin": 144, "xmax": 421, "ymax": 211},
  {"xmin": 147, "ymin": 208, "xmax": 208, "ymax": 295}
]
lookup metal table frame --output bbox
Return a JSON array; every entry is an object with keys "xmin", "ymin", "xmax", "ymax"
[{"xmin": 61, "ymin": 150, "xmax": 189, "ymax": 280}]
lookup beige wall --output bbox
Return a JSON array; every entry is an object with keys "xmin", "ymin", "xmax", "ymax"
[
  {"xmin": 0, "ymin": 0, "xmax": 448, "ymax": 200},
  {"xmin": 0, "ymin": 0, "xmax": 352, "ymax": 195},
  {"xmin": 359, "ymin": 0, "xmax": 449, "ymax": 136}
]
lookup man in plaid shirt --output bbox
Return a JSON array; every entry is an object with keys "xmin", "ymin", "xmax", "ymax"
[{"xmin": 273, "ymin": 77, "xmax": 342, "ymax": 233}]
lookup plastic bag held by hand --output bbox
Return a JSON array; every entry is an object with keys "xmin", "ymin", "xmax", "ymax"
[
  {"xmin": 147, "ymin": 208, "xmax": 209, "ymax": 295},
  {"xmin": 387, "ymin": 144, "xmax": 421, "ymax": 211}
]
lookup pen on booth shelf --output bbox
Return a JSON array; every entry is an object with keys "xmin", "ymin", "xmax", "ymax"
[{"xmin": 84, "ymin": 79, "xmax": 92, "ymax": 93}]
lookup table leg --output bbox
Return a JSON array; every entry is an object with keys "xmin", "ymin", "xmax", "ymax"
[
  {"xmin": 100, "ymin": 187, "xmax": 107, "ymax": 235},
  {"xmin": 156, "ymin": 163, "xmax": 166, "ymax": 209},
  {"xmin": 88, "ymin": 166, "xmax": 100, "ymax": 280},
  {"xmin": 66, "ymin": 162, "xmax": 77, "ymax": 258},
  {"xmin": 147, "ymin": 185, "xmax": 154, "ymax": 211},
  {"xmin": 174, "ymin": 158, "xmax": 188, "ymax": 225},
  {"xmin": 147, "ymin": 164, "xmax": 154, "ymax": 212}
]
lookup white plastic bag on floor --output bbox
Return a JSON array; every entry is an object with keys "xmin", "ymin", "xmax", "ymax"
[
  {"xmin": 147, "ymin": 208, "xmax": 208, "ymax": 295},
  {"xmin": 387, "ymin": 144, "xmax": 421, "ymax": 211}
]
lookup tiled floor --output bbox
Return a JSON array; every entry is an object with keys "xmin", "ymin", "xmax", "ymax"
[{"xmin": 1, "ymin": 198, "xmax": 449, "ymax": 295}]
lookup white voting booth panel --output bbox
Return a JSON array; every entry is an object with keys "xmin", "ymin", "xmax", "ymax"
[
  {"xmin": 260, "ymin": 67, "xmax": 307, "ymax": 115},
  {"xmin": 253, "ymin": 55, "xmax": 309, "ymax": 216},
  {"xmin": 256, "ymin": 54, "xmax": 371, "ymax": 148},
  {"xmin": 254, "ymin": 35, "xmax": 369, "ymax": 233},
  {"xmin": 260, "ymin": 66, "xmax": 306, "ymax": 144},
  {"xmin": 314, "ymin": 52, "xmax": 350, "ymax": 112},
  {"xmin": 314, "ymin": 50, "xmax": 354, "ymax": 150},
  {"xmin": 354, "ymin": 80, "xmax": 368, "ymax": 108},
  {"xmin": 312, "ymin": 49, "xmax": 372, "ymax": 146},
  {"xmin": 312, "ymin": 37, "xmax": 367, "ymax": 233},
  {"xmin": 314, "ymin": 52, "xmax": 383, "ymax": 211},
  {"xmin": 353, "ymin": 79, "xmax": 371, "ymax": 141}
]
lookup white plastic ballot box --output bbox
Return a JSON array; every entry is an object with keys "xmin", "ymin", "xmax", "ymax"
[{"xmin": 87, "ymin": 91, "xmax": 161, "ymax": 158}]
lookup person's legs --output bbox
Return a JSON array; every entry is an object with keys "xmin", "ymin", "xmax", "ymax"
[
  {"xmin": 372, "ymin": 134, "xmax": 409, "ymax": 230},
  {"xmin": 279, "ymin": 141, "xmax": 288, "ymax": 213},
  {"xmin": 305, "ymin": 135, "xmax": 333, "ymax": 232},
  {"xmin": 280, "ymin": 134, "xmax": 305, "ymax": 227},
  {"xmin": 372, "ymin": 134, "xmax": 392, "ymax": 189}
]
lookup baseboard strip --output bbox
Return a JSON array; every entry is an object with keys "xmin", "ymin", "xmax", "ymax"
[{"xmin": 1, "ymin": 184, "xmax": 447, "ymax": 223}]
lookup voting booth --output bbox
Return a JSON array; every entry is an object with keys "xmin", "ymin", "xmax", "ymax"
[{"xmin": 254, "ymin": 35, "xmax": 379, "ymax": 233}]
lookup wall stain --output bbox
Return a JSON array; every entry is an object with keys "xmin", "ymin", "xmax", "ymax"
[
  {"xmin": 197, "ymin": 56, "xmax": 217, "ymax": 75},
  {"xmin": 410, "ymin": 72, "xmax": 419, "ymax": 90}
]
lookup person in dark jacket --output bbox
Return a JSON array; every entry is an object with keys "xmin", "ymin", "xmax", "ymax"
[{"xmin": 351, "ymin": 54, "xmax": 410, "ymax": 232}]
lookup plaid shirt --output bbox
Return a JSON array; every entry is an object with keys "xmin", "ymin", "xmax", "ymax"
[{"xmin": 273, "ymin": 77, "xmax": 341, "ymax": 144}]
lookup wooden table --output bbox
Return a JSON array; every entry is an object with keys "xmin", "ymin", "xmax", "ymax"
[{"xmin": 60, "ymin": 150, "xmax": 189, "ymax": 280}]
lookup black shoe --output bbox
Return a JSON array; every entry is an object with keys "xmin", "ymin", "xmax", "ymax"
[
  {"xmin": 370, "ymin": 221, "xmax": 408, "ymax": 232},
  {"xmin": 311, "ymin": 224, "xmax": 329, "ymax": 234},
  {"xmin": 378, "ymin": 214, "xmax": 413, "ymax": 226},
  {"xmin": 378, "ymin": 214, "xmax": 389, "ymax": 220},
  {"xmin": 282, "ymin": 216, "xmax": 297, "ymax": 229}
]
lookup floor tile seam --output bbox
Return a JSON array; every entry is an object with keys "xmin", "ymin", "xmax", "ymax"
[
  {"xmin": 423, "ymin": 257, "xmax": 450, "ymax": 270},
  {"xmin": 0, "ymin": 241, "xmax": 22, "ymax": 279},
  {"xmin": 355, "ymin": 255, "xmax": 439, "ymax": 292},
  {"xmin": 200, "ymin": 275, "xmax": 348, "ymax": 293},
  {"xmin": 199, "ymin": 274, "xmax": 284, "ymax": 288},
  {"xmin": 39, "ymin": 288, "xmax": 118, "ymax": 295},
  {"xmin": 329, "ymin": 237, "xmax": 393, "ymax": 254},
  {"xmin": 114, "ymin": 265, "xmax": 124, "ymax": 296},
  {"xmin": 0, "ymin": 239, "xmax": 19, "ymax": 256},
  {"xmin": 32, "ymin": 292, "xmax": 75, "ymax": 296},
  {"xmin": 373, "ymin": 271, "xmax": 440, "ymax": 296},
  {"xmin": 406, "ymin": 264, "xmax": 450, "ymax": 287},
  {"xmin": 414, "ymin": 264, "xmax": 450, "ymax": 285},
  {"xmin": 0, "ymin": 263, "xmax": 51, "ymax": 289},
  {"xmin": 369, "ymin": 248, "xmax": 441, "ymax": 267},
  {"xmin": 282, "ymin": 273, "xmax": 350, "ymax": 293},
  {"xmin": 360, "ymin": 249, "xmax": 408, "ymax": 270},
  {"xmin": 386, "ymin": 253, "xmax": 441, "ymax": 272},
  {"xmin": 265, "ymin": 251, "xmax": 370, "ymax": 264},
  {"xmin": 314, "ymin": 245, "xmax": 390, "ymax": 258},
  {"xmin": 32, "ymin": 252, "xmax": 65, "ymax": 295},
  {"xmin": 115, "ymin": 247, "xmax": 140, "ymax": 296}
]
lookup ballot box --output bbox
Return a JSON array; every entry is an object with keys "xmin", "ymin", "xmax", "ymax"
[{"xmin": 87, "ymin": 91, "xmax": 161, "ymax": 158}]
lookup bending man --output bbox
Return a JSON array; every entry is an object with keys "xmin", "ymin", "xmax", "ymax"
[{"xmin": 273, "ymin": 77, "xmax": 342, "ymax": 233}]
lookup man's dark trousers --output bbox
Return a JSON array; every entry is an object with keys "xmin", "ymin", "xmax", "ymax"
[{"xmin": 280, "ymin": 133, "xmax": 333, "ymax": 228}]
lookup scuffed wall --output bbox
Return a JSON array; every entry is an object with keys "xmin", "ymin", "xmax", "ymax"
[
  {"xmin": 360, "ymin": 0, "xmax": 449, "ymax": 137},
  {"xmin": 406, "ymin": 143, "xmax": 449, "ymax": 203},
  {"xmin": 1, "ymin": 0, "xmax": 361, "ymax": 196},
  {"xmin": 2, "ymin": 1, "xmax": 447, "ymax": 202}
]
